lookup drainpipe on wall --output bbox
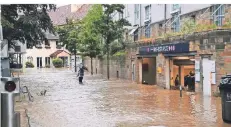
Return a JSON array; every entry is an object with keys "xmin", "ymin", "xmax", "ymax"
[
  {"xmin": 140, "ymin": 4, "xmax": 141, "ymax": 26},
  {"xmin": 164, "ymin": 4, "xmax": 167, "ymax": 34}
]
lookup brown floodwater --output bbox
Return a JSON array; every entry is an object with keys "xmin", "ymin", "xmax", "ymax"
[{"xmin": 15, "ymin": 69, "xmax": 231, "ymax": 127}]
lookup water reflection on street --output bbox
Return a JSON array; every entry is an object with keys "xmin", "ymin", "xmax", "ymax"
[{"xmin": 15, "ymin": 69, "xmax": 230, "ymax": 127}]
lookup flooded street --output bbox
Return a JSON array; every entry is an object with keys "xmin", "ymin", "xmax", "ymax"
[{"xmin": 15, "ymin": 69, "xmax": 230, "ymax": 127}]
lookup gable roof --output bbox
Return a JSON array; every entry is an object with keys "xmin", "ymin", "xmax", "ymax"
[
  {"xmin": 48, "ymin": 4, "xmax": 92, "ymax": 26},
  {"xmin": 50, "ymin": 50, "xmax": 71, "ymax": 57}
]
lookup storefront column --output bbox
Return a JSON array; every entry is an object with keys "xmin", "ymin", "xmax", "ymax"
[
  {"xmin": 180, "ymin": 66, "xmax": 184, "ymax": 86},
  {"xmin": 169, "ymin": 58, "xmax": 174, "ymax": 86},
  {"xmin": 165, "ymin": 57, "xmax": 170, "ymax": 89}
]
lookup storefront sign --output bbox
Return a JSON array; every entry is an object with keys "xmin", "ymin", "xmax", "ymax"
[{"xmin": 139, "ymin": 42, "xmax": 190, "ymax": 55}]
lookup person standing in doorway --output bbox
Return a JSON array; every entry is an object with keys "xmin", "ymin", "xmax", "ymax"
[
  {"xmin": 175, "ymin": 74, "xmax": 180, "ymax": 87},
  {"xmin": 184, "ymin": 75, "xmax": 190, "ymax": 90},
  {"xmin": 188, "ymin": 71, "xmax": 195, "ymax": 92}
]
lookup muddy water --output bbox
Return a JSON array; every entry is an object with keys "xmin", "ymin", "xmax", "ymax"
[{"xmin": 15, "ymin": 69, "xmax": 230, "ymax": 127}]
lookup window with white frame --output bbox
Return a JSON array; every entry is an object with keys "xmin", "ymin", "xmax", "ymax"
[
  {"xmin": 45, "ymin": 57, "xmax": 50, "ymax": 66},
  {"xmin": 124, "ymin": 5, "xmax": 129, "ymax": 18},
  {"xmin": 118, "ymin": 12, "xmax": 123, "ymax": 20},
  {"xmin": 134, "ymin": 4, "xmax": 139, "ymax": 19},
  {"xmin": 145, "ymin": 5, "xmax": 151, "ymax": 20},
  {"xmin": 172, "ymin": 14, "xmax": 180, "ymax": 32},
  {"xmin": 172, "ymin": 4, "xmax": 180, "ymax": 11},
  {"xmin": 213, "ymin": 4, "xmax": 224, "ymax": 26}
]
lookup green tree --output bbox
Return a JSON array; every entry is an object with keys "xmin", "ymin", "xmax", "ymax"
[
  {"xmin": 55, "ymin": 19, "xmax": 82, "ymax": 72},
  {"xmin": 1, "ymin": 4, "xmax": 56, "ymax": 48},
  {"xmin": 55, "ymin": 19, "xmax": 82, "ymax": 53},
  {"xmin": 94, "ymin": 4, "xmax": 131, "ymax": 79},
  {"xmin": 78, "ymin": 4, "xmax": 103, "ymax": 75}
]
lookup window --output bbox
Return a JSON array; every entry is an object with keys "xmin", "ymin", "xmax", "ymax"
[
  {"xmin": 45, "ymin": 57, "xmax": 50, "ymax": 66},
  {"xmin": 35, "ymin": 41, "xmax": 42, "ymax": 49},
  {"xmin": 124, "ymin": 5, "xmax": 129, "ymax": 18},
  {"xmin": 158, "ymin": 23, "xmax": 163, "ymax": 36},
  {"xmin": 134, "ymin": 4, "xmax": 139, "ymax": 19},
  {"xmin": 56, "ymin": 41, "xmax": 59, "ymax": 46},
  {"xmin": 45, "ymin": 38, "xmax": 50, "ymax": 46},
  {"xmin": 145, "ymin": 5, "xmax": 151, "ymax": 20},
  {"xmin": 191, "ymin": 15, "xmax": 196, "ymax": 23},
  {"xmin": 134, "ymin": 29, "xmax": 138, "ymax": 41},
  {"xmin": 172, "ymin": 14, "xmax": 180, "ymax": 32},
  {"xmin": 172, "ymin": 4, "xmax": 180, "ymax": 11},
  {"xmin": 145, "ymin": 24, "xmax": 151, "ymax": 38},
  {"xmin": 118, "ymin": 12, "xmax": 123, "ymax": 20},
  {"xmin": 26, "ymin": 43, "xmax": 33, "ymax": 49},
  {"xmin": 213, "ymin": 4, "xmax": 224, "ymax": 26}
]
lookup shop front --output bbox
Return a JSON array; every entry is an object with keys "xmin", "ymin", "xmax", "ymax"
[{"xmin": 138, "ymin": 41, "xmax": 197, "ymax": 89}]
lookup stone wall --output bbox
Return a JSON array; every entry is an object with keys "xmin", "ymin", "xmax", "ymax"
[
  {"xmin": 83, "ymin": 54, "xmax": 132, "ymax": 80},
  {"xmin": 156, "ymin": 53, "xmax": 167, "ymax": 88}
]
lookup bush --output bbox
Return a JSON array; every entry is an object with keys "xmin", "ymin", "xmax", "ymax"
[
  {"xmin": 52, "ymin": 58, "xmax": 63, "ymax": 68},
  {"xmin": 25, "ymin": 61, "xmax": 34, "ymax": 68}
]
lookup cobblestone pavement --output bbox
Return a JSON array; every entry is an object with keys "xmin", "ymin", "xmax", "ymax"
[{"xmin": 15, "ymin": 69, "xmax": 230, "ymax": 127}]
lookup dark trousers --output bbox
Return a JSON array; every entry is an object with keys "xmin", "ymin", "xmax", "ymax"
[{"xmin": 79, "ymin": 77, "xmax": 83, "ymax": 83}]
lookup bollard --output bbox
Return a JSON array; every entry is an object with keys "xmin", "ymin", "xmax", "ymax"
[
  {"xmin": 180, "ymin": 85, "xmax": 182, "ymax": 97},
  {"xmin": 14, "ymin": 112, "xmax": 20, "ymax": 127},
  {"xmin": 1, "ymin": 93, "xmax": 15, "ymax": 127}
]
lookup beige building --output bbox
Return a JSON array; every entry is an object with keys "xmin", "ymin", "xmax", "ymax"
[{"xmin": 25, "ymin": 32, "xmax": 71, "ymax": 68}]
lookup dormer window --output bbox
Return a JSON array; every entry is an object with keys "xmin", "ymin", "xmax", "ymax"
[
  {"xmin": 36, "ymin": 41, "xmax": 42, "ymax": 49},
  {"xmin": 45, "ymin": 39, "xmax": 51, "ymax": 49}
]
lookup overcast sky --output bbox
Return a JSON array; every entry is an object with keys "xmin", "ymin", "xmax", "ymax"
[{"xmin": 56, "ymin": 4, "xmax": 69, "ymax": 7}]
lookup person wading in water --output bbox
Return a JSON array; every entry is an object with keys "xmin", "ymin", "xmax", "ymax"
[{"xmin": 77, "ymin": 64, "xmax": 88, "ymax": 84}]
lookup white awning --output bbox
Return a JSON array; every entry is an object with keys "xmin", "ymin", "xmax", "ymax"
[{"xmin": 129, "ymin": 27, "xmax": 138, "ymax": 35}]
